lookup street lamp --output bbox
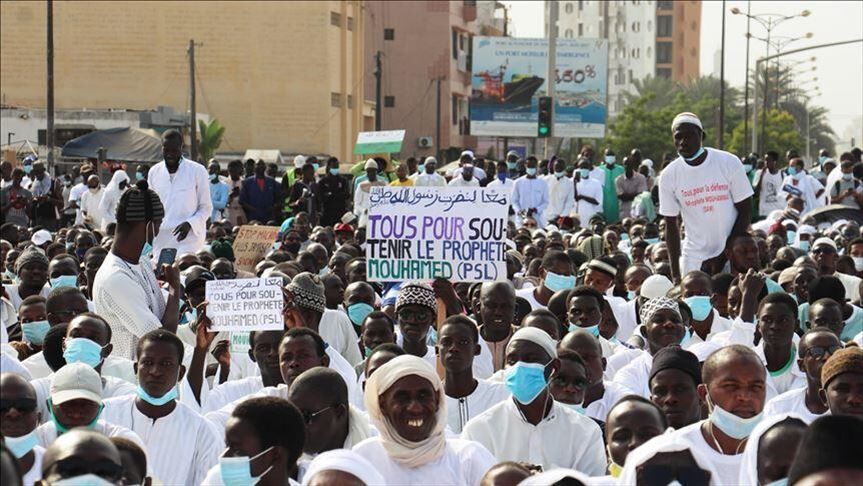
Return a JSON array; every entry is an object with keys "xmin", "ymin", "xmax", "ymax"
[{"xmin": 732, "ymin": 8, "xmax": 812, "ymax": 153}]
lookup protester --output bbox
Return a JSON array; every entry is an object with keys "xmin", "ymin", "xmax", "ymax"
[
  {"xmin": 0, "ymin": 372, "xmax": 45, "ymax": 485},
  {"xmin": 414, "ymin": 157, "xmax": 446, "ymax": 187},
  {"xmin": 318, "ymin": 157, "xmax": 350, "ymax": 227},
  {"xmin": 207, "ymin": 160, "xmax": 230, "ymax": 222},
  {"xmin": 648, "ymin": 345, "xmax": 704, "ymax": 430},
  {"xmin": 602, "ymin": 395, "xmax": 667, "ymax": 481},
  {"xmin": 241, "ymin": 159, "xmax": 282, "ymax": 224},
  {"xmin": 787, "ymin": 415, "xmax": 863, "ymax": 485},
  {"xmin": 98, "ymin": 169, "xmax": 130, "ymax": 231},
  {"xmin": 511, "ymin": 158, "xmax": 549, "ymax": 227},
  {"xmin": 38, "ymin": 429, "xmax": 125, "ymax": 485},
  {"xmin": 147, "ymin": 129, "xmax": 213, "ymax": 256},
  {"xmin": 819, "ymin": 347, "xmax": 863, "ymax": 417}
]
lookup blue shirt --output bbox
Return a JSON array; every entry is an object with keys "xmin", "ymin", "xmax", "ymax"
[{"xmin": 209, "ymin": 180, "xmax": 229, "ymax": 221}]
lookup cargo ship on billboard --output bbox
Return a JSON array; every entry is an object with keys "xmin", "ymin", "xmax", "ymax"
[{"xmin": 472, "ymin": 62, "xmax": 544, "ymax": 106}]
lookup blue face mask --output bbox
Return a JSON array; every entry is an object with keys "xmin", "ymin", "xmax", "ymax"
[
  {"xmin": 681, "ymin": 146, "xmax": 705, "ymax": 162},
  {"xmin": 63, "ymin": 337, "xmax": 105, "ymax": 368},
  {"xmin": 818, "ymin": 155, "xmax": 828, "ymax": 165},
  {"xmin": 136, "ymin": 384, "xmax": 178, "ymax": 406},
  {"xmin": 605, "ymin": 155, "xmax": 616, "ymax": 165},
  {"xmin": 680, "ymin": 327, "xmax": 692, "ymax": 347},
  {"xmin": 219, "ymin": 447, "xmax": 273, "ymax": 486},
  {"xmin": 23, "ymin": 164, "xmax": 33, "ymax": 174},
  {"xmin": 578, "ymin": 168, "xmax": 591, "ymax": 179},
  {"xmin": 364, "ymin": 345, "xmax": 374, "ymax": 358},
  {"xmin": 786, "ymin": 230, "xmax": 797, "ymax": 244},
  {"xmin": 505, "ymin": 361, "xmax": 551, "ymax": 405},
  {"xmin": 50, "ymin": 400, "xmax": 103, "ymax": 435},
  {"xmin": 135, "ymin": 171, "xmax": 144, "ymax": 181},
  {"xmin": 3, "ymin": 269, "xmax": 17, "ymax": 283},
  {"xmin": 51, "ymin": 275, "xmax": 78, "ymax": 289},
  {"xmin": 569, "ymin": 323, "xmax": 600, "ymax": 338},
  {"xmin": 526, "ymin": 167, "xmax": 537, "ymax": 176},
  {"xmin": 4, "ymin": 430, "xmax": 38, "ymax": 459},
  {"xmin": 427, "ymin": 327, "xmax": 438, "ymax": 345},
  {"xmin": 52, "ymin": 474, "xmax": 115, "ymax": 486},
  {"xmin": 787, "ymin": 167, "xmax": 798, "ymax": 176},
  {"xmin": 765, "ymin": 478, "xmax": 789, "ymax": 486},
  {"xmin": 554, "ymin": 171, "xmax": 565, "ymax": 179},
  {"xmin": 620, "ymin": 233, "xmax": 629, "ymax": 242},
  {"xmin": 707, "ymin": 394, "xmax": 763, "ymax": 439},
  {"xmin": 497, "ymin": 172, "xmax": 507, "ymax": 182},
  {"xmin": 742, "ymin": 164, "xmax": 752, "ymax": 173},
  {"xmin": 22, "ymin": 320, "xmax": 50, "ymax": 345},
  {"xmin": 328, "ymin": 168, "xmax": 340, "ymax": 176},
  {"xmin": 560, "ymin": 401, "xmax": 586, "ymax": 415},
  {"xmin": 417, "ymin": 164, "xmax": 425, "ymax": 174},
  {"xmin": 684, "ymin": 295, "xmax": 713, "ymax": 321},
  {"xmin": 645, "ymin": 237, "xmax": 660, "ymax": 245},
  {"xmin": 507, "ymin": 161, "xmax": 518, "ymax": 170},
  {"xmin": 544, "ymin": 271, "xmax": 576, "ymax": 292},
  {"xmin": 210, "ymin": 174, "xmax": 219, "ymax": 182},
  {"xmin": 797, "ymin": 240, "xmax": 810, "ymax": 252},
  {"xmin": 312, "ymin": 163, "xmax": 320, "ymax": 172},
  {"xmin": 627, "ymin": 290, "xmax": 636, "ymax": 301},
  {"xmin": 347, "ymin": 302, "xmax": 375, "ymax": 327}
]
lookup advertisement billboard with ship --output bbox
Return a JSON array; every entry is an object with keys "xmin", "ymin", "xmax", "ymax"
[{"xmin": 470, "ymin": 37, "xmax": 608, "ymax": 138}]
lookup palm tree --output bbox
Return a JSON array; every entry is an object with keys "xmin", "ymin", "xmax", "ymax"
[
  {"xmin": 625, "ymin": 76, "xmax": 677, "ymax": 109},
  {"xmin": 198, "ymin": 119, "xmax": 225, "ymax": 162}
]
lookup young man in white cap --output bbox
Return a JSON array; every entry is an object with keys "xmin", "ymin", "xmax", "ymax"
[
  {"xmin": 659, "ymin": 112, "xmax": 754, "ymax": 281},
  {"xmin": 461, "ymin": 327, "xmax": 606, "ymax": 475},
  {"xmin": 512, "ymin": 157, "xmax": 550, "ymax": 227},
  {"xmin": 448, "ymin": 164, "xmax": 480, "ymax": 187},
  {"xmin": 811, "ymin": 237, "xmax": 861, "ymax": 302},
  {"xmin": 353, "ymin": 159, "xmax": 387, "ymax": 228},
  {"xmin": 414, "ymin": 157, "xmax": 446, "ymax": 187},
  {"xmin": 34, "ymin": 362, "xmax": 144, "ymax": 449},
  {"xmin": 450, "ymin": 150, "xmax": 487, "ymax": 181}
]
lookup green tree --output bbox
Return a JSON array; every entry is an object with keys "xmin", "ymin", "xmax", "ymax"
[
  {"xmin": 728, "ymin": 109, "xmax": 803, "ymax": 158},
  {"xmin": 197, "ymin": 119, "xmax": 225, "ymax": 162}
]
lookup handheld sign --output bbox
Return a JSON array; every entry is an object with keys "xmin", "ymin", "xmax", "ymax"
[
  {"xmin": 232, "ymin": 225, "xmax": 281, "ymax": 272},
  {"xmin": 366, "ymin": 186, "xmax": 510, "ymax": 282},
  {"xmin": 205, "ymin": 277, "xmax": 283, "ymax": 332},
  {"xmin": 354, "ymin": 130, "xmax": 406, "ymax": 155}
]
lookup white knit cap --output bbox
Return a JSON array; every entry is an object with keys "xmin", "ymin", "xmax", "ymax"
[
  {"xmin": 510, "ymin": 327, "xmax": 558, "ymax": 360},
  {"xmin": 293, "ymin": 155, "xmax": 307, "ymax": 168},
  {"xmin": 640, "ymin": 274, "xmax": 674, "ymax": 299},
  {"xmin": 364, "ymin": 158, "xmax": 379, "ymax": 170},
  {"xmin": 671, "ymin": 112, "xmax": 703, "ymax": 132}
]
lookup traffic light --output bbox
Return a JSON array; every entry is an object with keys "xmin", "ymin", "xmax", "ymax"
[{"xmin": 537, "ymin": 96, "xmax": 552, "ymax": 138}]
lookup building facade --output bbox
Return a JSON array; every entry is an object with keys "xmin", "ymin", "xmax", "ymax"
[
  {"xmin": 364, "ymin": 0, "xmax": 506, "ymax": 162},
  {"xmin": 0, "ymin": 1, "xmax": 372, "ymax": 164},
  {"xmin": 556, "ymin": 0, "xmax": 701, "ymax": 117}
]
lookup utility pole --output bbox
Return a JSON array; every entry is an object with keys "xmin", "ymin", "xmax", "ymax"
[
  {"xmin": 718, "ymin": 0, "xmax": 726, "ymax": 149},
  {"xmin": 46, "ymin": 0, "xmax": 54, "ymax": 167},
  {"xmin": 7, "ymin": 132, "xmax": 14, "ymax": 146},
  {"xmin": 188, "ymin": 39, "xmax": 198, "ymax": 162},
  {"xmin": 435, "ymin": 76, "xmax": 443, "ymax": 162},
  {"xmin": 375, "ymin": 51, "xmax": 382, "ymax": 131},
  {"xmin": 743, "ymin": 1, "xmax": 751, "ymax": 153},
  {"xmin": 545, "ymin": 0, "xmax": 558, "ymax": 158}
]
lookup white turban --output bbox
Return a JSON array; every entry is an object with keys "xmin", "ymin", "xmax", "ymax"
[
  {"xmin": 738, "ymin": 413, "xmax": 809, "ymax": 486},
  {"xmin": 509, "ymin": 327, "xmax": 557, "ymax": 360},
  {"xmin": 301, "ymin": 449, "xmax": 386, "ymax": 486},
  {"xmin": 363, "ymin": 355, "xmax": 447, "ymax": 468}
]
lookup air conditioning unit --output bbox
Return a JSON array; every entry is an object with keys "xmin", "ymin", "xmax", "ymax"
[{"xmin": 417, "ymin": 136, "xmax": 433, "ymax": 148}]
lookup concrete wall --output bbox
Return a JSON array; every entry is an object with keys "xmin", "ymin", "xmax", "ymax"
[{"xmin": 0, "ymin": 1, "xmax": 367, "ymax": 163}]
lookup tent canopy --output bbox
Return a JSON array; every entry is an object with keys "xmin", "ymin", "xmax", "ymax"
[{"xmin": 61, "ymin": 127, "xmax": 163, "ymax": 162}]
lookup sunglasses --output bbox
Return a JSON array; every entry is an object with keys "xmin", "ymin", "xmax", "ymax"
[
  {"xmin": 301, "ymin": 406, "xmax": 333, "ymax": 424},
  {"xmin": 811, "ymin": 247, "xmax": 836, "ymax": 255},
  {"xmin": 803, "ymin": 344, "xmax": 842, "ymax": 359},
  {"xmin": 0, "ymin": 398, "xmax": 37, "ymax": 414}
]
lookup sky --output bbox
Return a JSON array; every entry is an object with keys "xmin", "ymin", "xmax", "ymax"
[{"xmin": 501, "ymin": 1, "xmax": 863, "ymax": 150}]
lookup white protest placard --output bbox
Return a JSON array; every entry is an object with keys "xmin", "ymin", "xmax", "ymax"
[
  {"xmin": 366, "ymin": 186, "xmax": 510, "ymax": 282},
  {"xmin": 205, "ymin": 277, "xmax": 283, "ymax": 332}
]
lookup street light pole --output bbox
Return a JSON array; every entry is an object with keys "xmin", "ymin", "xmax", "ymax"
[
  {"xmin": 743, "ymin": 1, "xmax": 751, "ymax": 153},
  {"xmin": 718, "ymin": 0, "xmax": 726, "ymax": 150}
]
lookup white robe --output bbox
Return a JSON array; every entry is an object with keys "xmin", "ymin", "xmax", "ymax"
[
  {"xmin": 319, "ymin": 309, "xmax": 363, "ymax": 367},
  {"xmin": 35, "ymin": 420, "xmax": 144, "ymax": 451},
  {"xmin": 444, "ymin": 379, "xmax": 511, "ymax": 434},
  {"xmin": 352, "ymin": 437, "xmax": 495, "ymax": 486},
  {"xmin": 203, "ymin": 375, "xmax": 265, "ymax": 414},
  {"xmin": 584, "ymin": 381, "xmax": 631, "ymax": 424},
  {"xmin": 22, "ymin": 352, "xmax": 136, "ymax": 383},
  {"xmin": 79, "ymin": 187, "xmax": 105, "ymax": 228},
  {"xmin": 21, "ymin": 445, "xmax": 44, "ymax": 486},
  {"xmin": 611, "ymin": 350, "xmax": 653, "ymax": 397},
  {"xmin": 461, "ymin": 398, "xmax": 606, "ymax": 475},
  {"xmin": 101, "ymin": 395, "xmax": 222, "ymax": 486},
  {"xmin": 762, "ymin": 386, "xmax": 826, "ymax": 424},
  {"xmin": 147, "ymin": 157, "xmax": 212, "ymax": 257}
]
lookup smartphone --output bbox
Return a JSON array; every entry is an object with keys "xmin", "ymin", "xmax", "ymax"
[{"xmin": 156, "ymin": 248, "xmax": 177, "ymax": 269}]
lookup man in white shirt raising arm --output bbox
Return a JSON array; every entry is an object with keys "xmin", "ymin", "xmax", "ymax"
[{"xmin": 660, "ymin": 112, "xmax": 753, "ymax": 282}]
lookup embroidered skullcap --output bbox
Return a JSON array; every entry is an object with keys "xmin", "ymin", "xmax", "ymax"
[
  {"xmin": 639, "ymin": 297, "xmax": 681, "ymax": 324},
  {"xmin": 587, "ymin": 258, "xmax": 617, "ymax": 278},
  {"xmin": 287, "ymin": 272, "xmax": 326, "ymax": 313},
  {"xmin": 395, "ymin": 282, "xmax": 436, "ymax": 313},
  {"xmin": 671, "ymin": 112, "xmax": 703, "ymax": 132},
  {"xmin": 821, "ymin": 347, "xmax": 863, "ymax": 388},
  {"xmin": 15, "ymin": 245, "xmax": 49, "ymax": 274},
  {"xmin": 116, "ymin": 180, "xmax": 165, "ymax": 224},
  {"xmin": 509, "ymin": 326, "xmax": 557, "ymax": 360}
]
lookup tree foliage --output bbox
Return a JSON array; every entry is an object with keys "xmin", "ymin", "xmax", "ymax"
[{"xmin": 728, "ymin": 109, "xmax": 803, "ymax": 158}]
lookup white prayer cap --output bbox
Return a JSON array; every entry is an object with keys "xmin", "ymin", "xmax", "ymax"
[
  {"xmin": 640, "ymin": 274, "xmax": 674, "ymax": 299},
  {"xmin": 364, "ymin": 158, "xmax": 379, "ymax": 170},
  {"xmin": 293, "ymin": 155, "xmax": 306, "ymax": 168},
  {"xmin": 619, "ymin": 430, "xmax": 722, "ymax": 485},
  {"xmin": 812, "ymin": 237, "xmax": 837, "ymax": 251},
  {"xmin": 506, "ymin": 150, "xmax": 519, "ymax": 158},
  {"xmin": 301, "ymin": 449, "xmax": 386, "ymax": 486},
  {"xmin": 460, "ymin": 150, "xmax": 474, "ymax": 159},
  {"xmin": 31, "ymin": 229, "xmax": 52, "ymax": 246},
  {"xmin": 517, "ymin": 468, "xmax": 591, "ymax": 485},
  {"xmin": 640, "ymin": 158, "xmax": 654, "ymax": 168},
  {"xmin": 798, "ymin": 224, "xmax": 816, "ymax": 236},
  {"xmin": 671, "ymin": 112, "xmax": 703, "ymax": 132},
  {"xmin": 510, "ymin": 327, "xmax": 557, "ymax": 360},
  {"xmin": 423, "ymin": 156, "xmax": 437, "ymax": 165}
]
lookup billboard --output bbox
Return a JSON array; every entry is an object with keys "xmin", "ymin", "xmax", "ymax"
[{"xmin": 470, "ymin": 37, "xmax": 608, "ymax": 138}]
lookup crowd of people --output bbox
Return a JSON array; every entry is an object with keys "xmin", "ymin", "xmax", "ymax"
[{"xmin": 1, "ymin": 114, "xmax": 863, "ymax": 486}]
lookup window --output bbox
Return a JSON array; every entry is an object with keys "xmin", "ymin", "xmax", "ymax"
[
  {"xmin": 347, "ymin": 95, "xmax": 354, "ymax": 109},
  {"xmin": 565, "ymin": 28, "xmax": 573, "ymax": 38},
  {"xmin": 647, "ymin": 46, "xmax": 652, "ymax": 58},
  {"xmin": 628, "ymin": 69, "xmax": 633, "ymax": 83},
  {"xmin": 691, "ymin": 21, "xmax": 698, "ymax": 31},
  {"xmin": 565, "ymin": 2, "xmax": 574, "ymax": 14},
  {"xmin": 647, "ymin": 20, "xmax": 653, "ymax": 32},
  {"xmin": 587, "ymin": 25, "xmax": 592, "ymax": 33},
  {"xmin": 578, "ymin": 23, "xmax": 583, "ymax": 36},
  {"xmin": 657, "ymin": 1, "xmax": 672, "ymax": 10},
  {"xmin": 330, "ymin": 12, "xmax": 341, "ymax": 27},
  {"xmin": 347, "ymin": 17, "xmax": 354, "ymax": 31},
  {"xmin": 656, "ymin": 41, "xmax": 671, "ymax": 63},
  {"xmin": 384, "ymin": 28, "xmax": 394, "ymax": 40},
  {"xmin": 632, "ymin": 21, "xmax": 639, "ymax": 32},
  {"xmin": 578, "ymin": 0, "xmax": 584, "ymax": 10},
  {"xmin": 452, "ymin": 96, "xmax": 458, "ymax": 125},
  {"xmin": 656, "ymin": 67, "xmax": 671, "ymax": 78},
  {"xmin": 384, "ymin": 96, "xmax": 395, "ymax": 108},
  {"xmin": 452, "ymin": 29, "xmax": 458, "ymax": 59},
  {"xmin": 331, "ymin": 92, "xmax": 342, "ymax": 107},
  {"xmin": 657, "ymin": 16, "xmax": 672, "ymax": 37},
  {"xmin": 690, "ymin": 47, "xmax": 697, "ymax": 57}
]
